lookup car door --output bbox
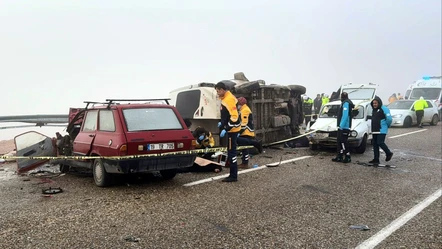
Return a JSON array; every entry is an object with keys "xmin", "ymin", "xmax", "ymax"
[
  {"xmin": 424, "ymin": 101, "xmax": 433, "ymax": 122},
  {"xmin": 73, "ymin": 110, "xmax": 98, "ymax": 156},
  {"xmin": 14, "ymin": 131, "xmax": 56, "ymax": 173}
]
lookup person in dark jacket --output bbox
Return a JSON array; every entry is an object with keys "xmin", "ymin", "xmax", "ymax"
[
  {"xmin": 332, "ymin": 92, "xmax": 354, "ymax": 163},
  {"xmin": 313, "ymin": 94, "xmax": 322, "ymax": 115},
  {"xmin": 369, "ymin": 96, "xmax": 393, "ymax": 164},
  {"xmin": 215, "ymin": 81, "xmax": 241, "ymax": 182}
]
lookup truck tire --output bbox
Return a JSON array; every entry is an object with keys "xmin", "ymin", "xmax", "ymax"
[
  {"xmin": 234, "ymin": 81, "xmax": 261, "ymax": 94},
  {"xmin": 288, "ymin": 85, "xmax": 306, "ymax": 94}
]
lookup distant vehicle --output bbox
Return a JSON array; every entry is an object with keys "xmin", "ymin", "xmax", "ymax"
[
  {"xmin": 388, "ymin": 100, "xmax": 439, "ymax": 127},
  {"xmin": 14, "ymin": 99, "xmax": 197, "ymax": 187},
  {"xmin": 405, "ymin": 76, "xmax": 442, "ymax": 120},
  {"xmin": 169, "ymin": 72, "xmax": 307, "ymax": 146},
  {"xmin": 306, "ymin": 83, "xmax": 378, "ymax": 154}
]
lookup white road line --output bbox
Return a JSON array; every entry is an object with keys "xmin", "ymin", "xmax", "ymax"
[
  {"xmin": 183, "ymin": 155, "xmax": 312, "ymax": 187},
  {"xmin": 355, "ymin": 188, "xmax": 442, "ymax": 249},
  {"xmin": 389, "ymin": 129, "xmax": 427, "ymax": 139}
]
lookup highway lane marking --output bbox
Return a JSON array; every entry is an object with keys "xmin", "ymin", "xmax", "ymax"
[
  {"xmin": 388, "ymin": 129, "xmax": 427, "ymax": 139},
  {"xmin": 355, "ymin": 188, "xmax": 442, "ymax": 249},
  {"xmin": 183, "ymin": 155, "xmax": 312, "ymax": 187}
]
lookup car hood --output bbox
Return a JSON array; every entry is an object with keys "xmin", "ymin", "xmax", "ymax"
[{"xmin": 310, "ymin": 118, "xmax": 364, "ymax": 132}]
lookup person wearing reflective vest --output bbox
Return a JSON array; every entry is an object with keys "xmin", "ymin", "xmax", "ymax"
[
  {"xmin": 332, "ymin": 92, "xmax": 354, "ymax": 163},
  {"xmin": 215, "ymin": 82, "xmax": 241, "ymax": 182},
  {"xmin": 302, "ymin": 95, "xmax": 314, "ymax": 126},
  {"xmin": 236, "ymin": 97, "xmax": 263, "ymax": 168},
  {"xmin": 414, "ymin": 97, "xmax": 428, "ymax": 128}
]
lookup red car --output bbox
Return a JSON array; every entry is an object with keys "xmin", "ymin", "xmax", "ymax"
[{"xmin": 15, "ymin": 99, "xmax": 197, "ymax": 187}]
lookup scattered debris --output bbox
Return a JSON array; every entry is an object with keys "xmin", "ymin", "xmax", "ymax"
[
  {"xmin": 124, "ymin": 236, "xmax": 140, "ymax": 242},
  {"xmin": 349, "ymin": 225, "xmax": 370, "ymax": 231},
  {"xmin": 42, "ymin": 187, "xmax": 63, "ymax": 195}
]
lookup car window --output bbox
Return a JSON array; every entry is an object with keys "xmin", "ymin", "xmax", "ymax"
[
  {"xmin": 99, "ymin": 110, "xmax": 115, "ymax": 132},
  {"xmin": 123, "ymin": 108, "xmax": 183, "ymax": 131},
  {"xmin": 426, "ymin": 101, "xmax": 433, "ymax": 108},
  {"xmin": 82, "ymin": 110, "xmax": 98, "ymax": 132},
  {"xmin": 319, "ymin": 104, "xmax": 339, "ymax": 118}
]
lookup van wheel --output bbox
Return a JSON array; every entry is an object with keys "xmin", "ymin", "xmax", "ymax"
[
  {"xmin": 430, "ymin": 115, "xmax": 439, "ymax": 126},
  {"xmin": 354, "ymin": 135, "xmax": 367, "ymax": 154},
  {"xmin": 160, "ymin": 169, "xmax": 177, "ymax": 180},
  {"xmin": 59, "ymin": 164, "xmax": 70, "ymax": 173},
  {"xmin": 93, "ymin": 159, "xmax": 112, "ymax": 187},
  {"xmin": 403, "ymin": 116, "xmax": 412, "ymax": 128},
  {"xmin": 288, "ymin": 85, "xmax": 306, "ymax": 94}
]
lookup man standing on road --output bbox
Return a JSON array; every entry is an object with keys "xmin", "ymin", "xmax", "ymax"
[
  {"xmin": 414, "ymin": 96, "xmax": 428, "ymax": 128},
  {"xmin": 369, "ymin": 96, "xmax": 393, "ymax": 164},
  {"xmin": 236, "ymin": 97, "xmax": 263, "ymax": 169},
  {"xmin": 332, "ymin": 92, "xmax": 354, "ymax": 163},
  {"xmin": 314, "ymin": 94, "xmax": 322, "ymax": 115},
  {"xmin": 215, "ymin": 82, "xmax": 241, "ymax": 182}
]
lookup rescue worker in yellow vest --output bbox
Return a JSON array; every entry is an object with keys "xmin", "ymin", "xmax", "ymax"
[
  {"xmin": 414, "ymin": 96, "xmax": 428, "ymax": 128},
  {"xmin": 236, "ymin": 97, "xmax": 263, "ymax": 169},
  {"xmin": 302, "ymin": 95, "xmax": 314, "ymax": 126},
  {"xmin": 322, "ymin": 94, "xmax": 330, "ymax": 105},
  {"xmin": 215, "ymin": 81, "xmax": 241, "ymax": 182},
  {"xmin": 193, "ymin": 126, "xmax": 215, "ymax": 159}
]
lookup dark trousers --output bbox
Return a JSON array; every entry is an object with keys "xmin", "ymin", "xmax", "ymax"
[
  {"xmin": 304, "ymin": 112, "xmax": 312, "ymax": 126},
  {"xmin": 372, "ymin": 134, "xmax": 391, "ymax": 160},
  {"xmin": 337, "ymin": 129, "xmax": 350, "ymax": 155},
  {"xmin": 227, "ymin": 132, "xmax": 238, "ymax": 179},
  {"xmin": 237, "ymin": 136, "xmax": 260, "ymax": 165},
  {"xmin": 416, "ymin": 110, "xmax": 424, "ymax": 126}
]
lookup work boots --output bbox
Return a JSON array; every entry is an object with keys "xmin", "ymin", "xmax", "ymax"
[
  {"xmin": 332, "ymin": 154, "xmax": 343, "ymax": 162},
  {"xmin": 342, "ymin": 155, "xmax": 351, "ymax": 163},
  {"xmin": 369, "ymin": 159, "xmax": 380, "ymax": 164}
]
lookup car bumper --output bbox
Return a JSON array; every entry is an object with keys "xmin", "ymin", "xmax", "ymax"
[
  {"xmin": 391, "ymin": 118, "xmax": 404, "ymax": 127},
  {"xmin": 103, "ymin": 154, "xmax": 197, "ymax": 174},
  {"xmin": 309, "ymin": 136, "xmax": 362, "ymax": 148}
]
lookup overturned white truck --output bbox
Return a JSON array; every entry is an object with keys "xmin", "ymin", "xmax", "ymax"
[{"xmin": 169, "ymin": 72, "xmax": 306, "ymax": 146}]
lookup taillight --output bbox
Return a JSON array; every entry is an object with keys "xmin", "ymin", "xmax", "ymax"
[
  {"xmin": 191, "ymin": 140, "xmax": 197, "ymax": 150},
  {"xmin": 119, "ymin": 144, "xmax": 128, "ymax": 156}
]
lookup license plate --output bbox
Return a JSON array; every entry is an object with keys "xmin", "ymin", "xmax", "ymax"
[{"xmin": 147, "ymin": 143, "xmax": 174, "ymax": 150}]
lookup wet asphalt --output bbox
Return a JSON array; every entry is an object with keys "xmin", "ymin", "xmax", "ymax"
[{"xmin": 0, "ymin": 123, "xmax": 441, "ymax": 249}]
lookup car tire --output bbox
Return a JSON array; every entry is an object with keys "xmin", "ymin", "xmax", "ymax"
[
  {"xmin": 403, "ymin": 116, "xmax": 412, "ymax": 128},
  {"xmin": 354, "ymin": 134, "xmax": 367, "ymax": 154},
  {"xmin": 288, "ymin": 85, "xmax": 306, "ymax": 94},
  {"xmin": 160, "ymin": 169, "xmax": 177, "ymax": 180},
  {"xmin": 93, "ymin": 159, "xmax": 113, "ymax": 187},
  {"xmin": 59, "ymin": 164, "xmax": 70, "ymax": 173},
  {"xmin": 430, "ymin": 114, "xmax": 439, "ymax": 126}
]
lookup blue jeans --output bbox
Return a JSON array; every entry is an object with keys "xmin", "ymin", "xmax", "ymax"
[
  {"xmin": 227, "ymin": 132, "xmax": 238, "ymax": 179},
  {"xmin": 372, "ymin": 134, "xmax": 391, "ymax": 160}
]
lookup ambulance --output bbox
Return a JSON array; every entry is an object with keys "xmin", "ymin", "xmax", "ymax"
[{"xmin": 406, "ymin": 76, "xmax": 442, "ymax": 120}]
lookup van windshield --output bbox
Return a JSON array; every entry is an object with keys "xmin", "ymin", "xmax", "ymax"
[
  {"xmin": 342, "ymin": 88, "xmax": 375, "ymax": 100},
  {"xmin": 123, "ymin": 108, "xmax": 183, "ymax": 131},
  {"xmin": 410, "ymin": 88, "xmax": 442, "ymax": 100}
]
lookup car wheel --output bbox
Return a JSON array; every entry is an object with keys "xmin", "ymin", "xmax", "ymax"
[
  {"xmin": 160, "ymin": 169, "xmax": 177, "ymax": 180},
  {"xmin": 430, "ymin": 114, "xmax": 439, "ymax": 126},
  {"xmin": 59, "ymin": 164, "xmax": 70, "ymax": 173},
  {"xmin": 403, "ymin": 116, "xmax": 412, "ymax": 128},
  {"xmin": 354, "ymin": 134, "xmax": 367, "ymax": 154},
  {"xmin": 93, "ymin": 159, "xmax": 113, "ymax": 187}
]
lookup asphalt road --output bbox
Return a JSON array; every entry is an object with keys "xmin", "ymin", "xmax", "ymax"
[{"xmin": 0, "ymin": 123, "xmax": 441, "ymax": 249}]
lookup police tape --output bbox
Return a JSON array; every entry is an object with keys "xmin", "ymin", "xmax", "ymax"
[{"xmin": 0, "ymin": 145, "xmax": 255, "ymax": 161}]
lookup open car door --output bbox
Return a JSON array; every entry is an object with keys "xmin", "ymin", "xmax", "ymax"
[{"xmin": 14, "ymin": 131, "xmax": 56, "ymax": 174}]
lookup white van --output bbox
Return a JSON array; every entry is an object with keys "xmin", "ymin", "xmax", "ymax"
[{"xmin": 306, "ymin": 83, "xmax": 378, "ymax": 154}]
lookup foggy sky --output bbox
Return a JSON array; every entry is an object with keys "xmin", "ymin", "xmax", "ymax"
[{"xmin": 0, "ymin": 0, "xmax": 441, "ymax": 140}]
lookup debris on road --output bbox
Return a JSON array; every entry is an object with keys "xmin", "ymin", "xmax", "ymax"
[{"xmin": 349, "ymin": 225, "xmax": 370, "ymax": 231}]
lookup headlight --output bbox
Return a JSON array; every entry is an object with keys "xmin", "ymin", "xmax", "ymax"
[
  {"xmin": 392, "ymin": 114, "xmax": 402, "ymax": 118},
  {"xmin": 350, "ymin": 130, "xmax": 358, "ymax": 137}
]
